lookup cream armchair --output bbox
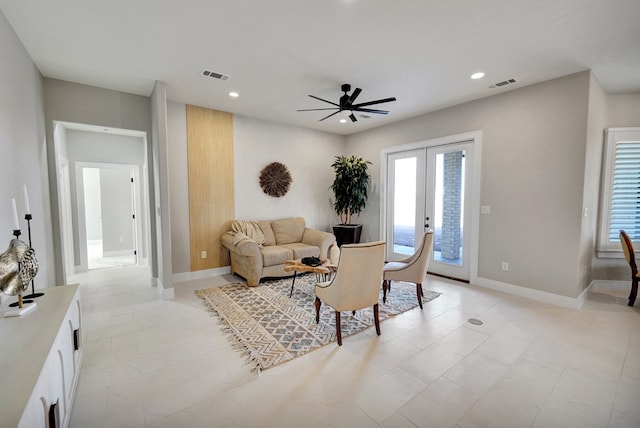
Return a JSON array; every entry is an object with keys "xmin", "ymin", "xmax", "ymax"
[
  {"xmin": 382, "ymin": 231, "xmax": 434, "ymax": 309},
  {"xmin": 314, "ymin": 241, "xmax": 385, "ymax": 346}
]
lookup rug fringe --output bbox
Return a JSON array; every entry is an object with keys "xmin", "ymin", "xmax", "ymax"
[{"xmin": 198, "ymin": 299, "xmax": 264, "ymax": 374}]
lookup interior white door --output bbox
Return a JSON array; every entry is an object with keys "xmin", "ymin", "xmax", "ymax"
[{"xmin": 386, "ymin": 141, "xmax": 474, "ymax": 281}]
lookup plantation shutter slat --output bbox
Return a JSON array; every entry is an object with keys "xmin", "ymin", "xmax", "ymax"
[{"xmin": 609, "ymin": 141, "xmax": 640, "ymax": 241}]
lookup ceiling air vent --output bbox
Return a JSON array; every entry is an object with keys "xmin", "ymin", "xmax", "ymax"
[
  {"xmin": 490, "ymin": 78, "xmax": 517, "ymax": 89},
  {"xmin": 201, "ymin": 69, "xmax": 230, "ymax": 81}
]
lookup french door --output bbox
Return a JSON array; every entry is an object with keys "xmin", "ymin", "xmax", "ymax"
[{"xmin": 386, "ymin": 141, "xmax": 475, "ymax": 281}]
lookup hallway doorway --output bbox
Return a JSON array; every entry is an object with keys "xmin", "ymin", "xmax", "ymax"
[
  {"xmin": 80, "ymin": 165, "xmax": 138, "ymax": 270},
  {"xmin": 53, "ymin": 121, "xmax": 150, "ymax": 283}
]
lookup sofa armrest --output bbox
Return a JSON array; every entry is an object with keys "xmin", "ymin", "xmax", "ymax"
[
  {"xmin": 220, "ymin": 232, "xmax": 262, "ymax": 257},
  {"xmin": 302, "ymin": 228, "xmax": 337, "ymax": 260}
]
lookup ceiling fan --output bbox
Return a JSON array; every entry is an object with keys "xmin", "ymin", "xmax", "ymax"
[{"xmin": 297, "ymin": 83, "xmax": 396, "ymax": 122}]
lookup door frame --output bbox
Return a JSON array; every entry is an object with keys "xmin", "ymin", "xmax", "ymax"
[
  {"xmin": 380, "ymin": 130, "xmax": 482, "ymax": 283},
  {"xmin": 75, "ymin": 161, "xmax": 142, "ymax": 272}
]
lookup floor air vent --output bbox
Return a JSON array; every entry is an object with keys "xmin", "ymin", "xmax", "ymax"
[
  {"xmin": 490, "ymin": 78, "xmax": 517, "ymax": 89},
  {"xmin": 201, "ymin": 69, "xmax": 230, "ymax": 81}
]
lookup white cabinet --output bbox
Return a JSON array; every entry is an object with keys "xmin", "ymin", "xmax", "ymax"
[{"xmin": 0, "ymin": 284, "xmax": 82, "ymax": 428}]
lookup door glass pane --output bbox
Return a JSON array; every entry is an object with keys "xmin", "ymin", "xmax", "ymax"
[
  {"xmin": 433, "ymin": 150, "xmax": 465, "ymax": 266},
  {"xmin": 393, "ymin": 157, "xmax": 416, "ymax": 255}
]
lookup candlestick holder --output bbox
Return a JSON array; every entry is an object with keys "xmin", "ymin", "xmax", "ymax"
[{"xmin": 22, "ymin": 214, "xmax": 44, "ymax": 300}]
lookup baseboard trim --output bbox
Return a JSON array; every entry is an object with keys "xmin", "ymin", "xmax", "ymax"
[
  {"xmin": 162, "ymin": 287, "xmax": 175, "ymax": 299},
  {"xmin": 151, "ymin": 276, "xmax": 174, "ymax": 299},
  {"xmin": 173, "ymin": 266, "xmax": 231, "ymax": 283},
  {"xmin": 475, "ymin": 277, "xmax": 588, "ymax": 309}
]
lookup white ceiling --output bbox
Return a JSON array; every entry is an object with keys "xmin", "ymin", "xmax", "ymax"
[{"xmin": 2, "ymin": 0, "xmax": 639, "ymax": 136}]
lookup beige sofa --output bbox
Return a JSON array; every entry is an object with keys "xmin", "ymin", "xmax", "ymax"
[{"xmin": 221, "ymin": 217, "xmax": 336, "ymax": 286}]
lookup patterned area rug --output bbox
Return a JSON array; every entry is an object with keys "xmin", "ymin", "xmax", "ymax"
[{"xmin": 195, "ymin": 274, "xmax": 441, "ymax": 371}]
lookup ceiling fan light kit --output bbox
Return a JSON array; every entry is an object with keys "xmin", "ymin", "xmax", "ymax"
[{"xmin": 297, "ymin": 83, "xmax": 396, "ymax": 123}]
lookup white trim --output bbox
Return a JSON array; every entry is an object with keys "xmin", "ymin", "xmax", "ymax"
[
  {"xmin": 475, "ymin": 277, "xmax": 589, "ymax": 309},
  {"xmin": 172, "ymin": 266, "xmax": 231, "ymax": 283},
  {"xmin": 151, "ymin": 276, "xmax": 174, "ymax": 299},
  {"xmin": 102, "ymin": 249, "xmax": 135, "ymax": 257},
  {"xmin": 55, "ymin": 121, "xmax": 147, "ymax": 138},
  {"xmin": 598, "ymin": 127, "xmax": 640, "ymax": 255},
  {"xmin": 380, "ymin": 130, "xmax": 482, "ymax": 283}
]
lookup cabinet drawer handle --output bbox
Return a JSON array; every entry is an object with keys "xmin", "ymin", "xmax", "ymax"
[
  {"xmin": 73, "ymin": 328, "xmax": 80, "ymax": 351},
  {"xmin": 49, "ymin": 399, "xmax": 59, "ymax": 428}
]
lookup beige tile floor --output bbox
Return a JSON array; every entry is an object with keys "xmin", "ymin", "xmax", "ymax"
[{"xmin": 68, "ymin": 265, "xmax": 640, "ymax": 428}]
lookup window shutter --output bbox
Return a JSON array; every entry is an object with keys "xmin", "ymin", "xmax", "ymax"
[{"xmin": 609, "ymin": 141, "xmax": 640, "ymax": 242}]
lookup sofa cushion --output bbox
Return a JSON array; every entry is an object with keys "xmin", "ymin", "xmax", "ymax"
[
  {"xmin": 280, "ymin": 243, "xmax": 320, "ymax": 260},
  {"xmin": 271, "ymin": 217, "xmax": 305, "ymax": 245},
  {"xmin": 261, "ymin": 245, "xmax": 293, "ymax": 267},
  {"xmin": 257, "ymin": 221, "xmax": 276, "ymax": 246}
]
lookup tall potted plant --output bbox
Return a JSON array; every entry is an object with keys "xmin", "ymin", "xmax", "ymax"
[{"xmin": 330, "ymin": 155, "xmax": 371, "ymax": 246}]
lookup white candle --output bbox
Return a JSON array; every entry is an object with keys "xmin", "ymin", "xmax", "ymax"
[
  {"xmin": 23, "ymin": 185, "xmax": 31, "ymax": 215},
  {"xmin": 11, "ymin": 198, "xmax": 20, "ymax": 231}
]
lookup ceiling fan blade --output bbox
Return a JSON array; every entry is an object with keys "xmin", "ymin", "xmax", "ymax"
[
  {"xmin": 347, "ymin": 88, "xmax": 362, "ymax": 105},
  {"xmin": 352, "ymin": 97, "xmax": 397, "ymax": 108},
  {"xmin": 349, "ymin": 113, "xmax": 357, "ymax": 122},
  {"xmin": 308, "ymin": 94, "xmax": 340, "ymax": 107},
  {"xmin": 297, "ymin": 108, "xmax": 340, "ymax": 112},
  {"xmin": 319, "ymin": 110, "xmax": 342, "ymax": 121},
  {"xmin": 352, "ymin": 108, "xmax": 389, "ymax": 114}
]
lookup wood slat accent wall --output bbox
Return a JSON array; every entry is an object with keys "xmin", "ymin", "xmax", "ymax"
[{"xmin": 186, "ymin": 105, "xmax": 234, "ymax": 271}]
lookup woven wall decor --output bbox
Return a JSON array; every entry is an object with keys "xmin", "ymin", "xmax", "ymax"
[{"xmin": 259, "ymin": 162, "xmax": 292, "ymax": 197}]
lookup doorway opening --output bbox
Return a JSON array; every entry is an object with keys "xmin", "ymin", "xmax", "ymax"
[
  {"xmin": 382, "ymin": 131, "xmax": 482, "ymax": 283},
  {"xmin": 81, "ymin": 165, "xmax": 138, "ymax": 270},
  {"xmin": 53, "ymin": 121, "xmax": 151, "ymax": 283}
]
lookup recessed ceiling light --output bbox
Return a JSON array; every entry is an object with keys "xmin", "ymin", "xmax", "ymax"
[
  {"xmin": 471, "ymin": 72, "xmax": 485, "ymax": 80},
  {"xmin": 229, "ymin": 92, "xmax": 239, "ymax": 98},
  {"xmin": 339, "ymin": 118, "xmax": 347, "ymax": 123}
]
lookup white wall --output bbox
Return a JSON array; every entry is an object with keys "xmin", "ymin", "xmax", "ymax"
[
  {"xmin": 591, "ymin": 92, "xmax": 640, "ymax": 280},
  {"xmin": 607, "ymin": 94, "xmax": 640, "ymax": 126},
  {"xmin": 166, "ymin": 107, "xmax": 345, "ymax": 275},
  {"xmin": 0, "ymin": 11, "xmax": 53, "ymax": 291},
  {"xmin": 580, "ymin": 74, "xmax": 608, "ymax": 288},
  {"xmin": 233, "ymin": 115, "xmax": 345, "ymax": 229},
  {"xmin": 346, "ymin": 72, "xmax": 592, "ymax": 299},
  {"xmin": 43, "ymin": 78, "xmax": 153, "ymax": 285},
  {"xmin": 100, "ymin": 168, "xmax": 135, "ymax": 253},
  {"xmin": 83, "ymin": 168, "xmax": 102, "ymax": 241},
  {"xmin": 151, "ymin": 81, "xmax": 172, "ymax": 292},
  {"xmin": 167, "ymin": 102, "xmax": 190, "ymax": 274}
]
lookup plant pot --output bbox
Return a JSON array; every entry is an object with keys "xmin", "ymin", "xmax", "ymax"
[{"xmin": 332, "ymin": 224, "xmax": 362, "ymax": 247}]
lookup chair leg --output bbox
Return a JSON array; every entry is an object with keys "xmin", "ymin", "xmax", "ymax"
[
  {"xmin": 417, "ymin": 283, "xmax": 423, "ymax": 309},
  {"xmin": 382, "ymin": 280, "xmax": 389, "ymax": 303},
  {"xmin": 373, "ymin": 303, "xmax": 381, "ymax": 336},
  {"xmin": 629, "ymin": 277, "xmax": 638, "ymax": 307},
  {"xmin": 314, "ymin": 297, "xmax": 321, "ymax": 323},
  {"xmin": 335, "ymin": 311, "xmax": 342, "ymax": 346}
]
